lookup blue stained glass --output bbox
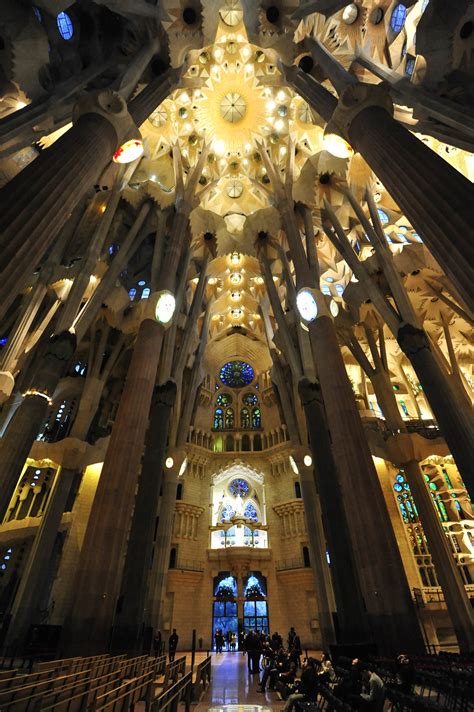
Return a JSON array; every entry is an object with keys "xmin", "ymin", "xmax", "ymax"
[
  {"xmin": 220, "ymin": 361, "xmax": 254, "ymax": 388},
  {"xmin": 229, "ymin": 478, "xmax": 249, "ymax": 496},
  {"xmin": 322, "ymin": 285, "xmax": 331, "ymax": 296},
  {"xmin": 396, "ymin": 474, "xmax": 405, "ymax": 483},
  {"xmin": 411, "ymin": 232, "xmax": 422, "ymax": 242},
  {"xmin": 244, "ymin": 601, "xmax": 255, "ymax": 616},
  {"xmin": 57, "ymin": 12, "xmax": 74, "ymax": 40},
  {"xmin": 256, "ymin": 601, "xmax": 268, "ymax": 616},
  {"xmin": 141, "ymin": 288, "xmax": 150, "ymax": 299},
  {"xmin": 33, "ymin": 6, "xmax": 42, "ymax": 22},
  {"xmin": 335, "ymin": 284, "xmax": 345, "ymax": 296},
  {"xmin": 251, "ymin": 407, "xmax": 261, "ymax": 429},
  {"xmin": 394, "ymin": 483, "xmax": 403, "ymax": 492},
  {"xmin": 244, "ymin": 502, "xmax": 258, "ymax": 522},
  {"xmin": 128, "ymin": 288, "xmax": 136, "ymax": 300},
  {"xmin": 214, "ymin": 407, "xmax": 224, "ymax": 429},
  {"xmin": 377, "ymin": 208, "xmax": 389, "ymax": 225},
  {"xmin": 221, "ymin": 504, "xmax": 235, "ymax": 522},
  {"xmin": 405, "ymin": 58, "xmax": 415, "ymax": 76},
  {"xmin": 0, "ymin": 337, "xmax": 8, "ymax": 346},
  {"xmin": 214, "ymin": 601, "xmax": 225, "ymax": 616},
  {"xmin": 390, "ymin": 4, "xmax": 407, "ymax": 33}
]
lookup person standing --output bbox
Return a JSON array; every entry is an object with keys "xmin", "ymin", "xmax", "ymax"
[
  {"xmin": 153, "ymin": 631, "xmax": 163, "ymax": 656},
  {"xmin": 168, "ymin": 628, "xmax": 179, "ymax": 662}
]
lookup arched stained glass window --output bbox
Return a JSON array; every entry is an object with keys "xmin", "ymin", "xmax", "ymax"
[
  {"xmin": 225, "ymin": 407, "xmax": 234, "ymax": 428},
  {"xmin": 220, "ymin": 361, "xmax": 254, "ymax": 388},
  {"xmin": 241, "ymin": 407, "xmax": 251, "ymax": 429},
  {"xmin": 244, "ymin": 502, "xmax": 258, "ymax": 522},
  {"xmin": 252, "ymin": 407, "xmax": 261, "ymax": 428},
  {"xmin": 393, "ymin": 470, "xmax": 419, "ymax": 523},
  {"xmin": 229, "ymin": 479, "xmax": 249, "ymax": 497},
  {"xmin": 214, "ymin": 407, "xmax": 224, "ymax": 430},
  {"xmin": 243, "ymin": 393, "xmax": 258, "ymax": 406},
  {"xmin": 377, "ymin": 208, "xmax": 389, "ymax": 225},
  {"xmin": 217, "ymin": 393, "xmax": 232, "ymax": 407},
  {"xmin": 141, "ymin": 288, "xmax": 150, "ymax": 299},
  {"xmin": 57, "ymin": 11, "xmax": 74, "ymax": 40}
]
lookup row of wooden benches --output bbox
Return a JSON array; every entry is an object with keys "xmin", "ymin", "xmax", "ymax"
[{"xmin": 0, "ymin": 651, "xmax": 213, "ymax": 712}]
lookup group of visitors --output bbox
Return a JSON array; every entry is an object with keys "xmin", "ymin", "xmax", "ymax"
[
  {"xmin": 243, "ymin": 627, "xmax": 302, "ymax": 676},
  {"xmin": 214, "ymin": 628, "xmax": 237, "ymax": 652},
  {"xmin": 153, "ymin": 629, "xmax": 179, "ymax": 661}
]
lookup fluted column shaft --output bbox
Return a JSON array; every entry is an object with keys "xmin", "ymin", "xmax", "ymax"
[
  {"xmin": 63, "ymin": 317, "xmax": 166, "ymax": 655},
  {"xmin": 308, "ymin": 317, "xmax": 424, "ymax": 653},
  {"xmin": 0, "ymin": 114, "xmax": 118, "ymax": 320},
  {"xmin": 298, "ymin": 379, "xmax": 369, "ymax": 644},
  {"xmin": 0, "ymin": 332, "xmax": 77, "ymax": 521},
  {"xmin": 112, "ymin": 381, "xmax": 177, "ymax": 653}
]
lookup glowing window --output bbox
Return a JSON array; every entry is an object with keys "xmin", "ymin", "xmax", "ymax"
[
  {"xmin": 141, "ymin": 288, "xmax": 150, "ymax": 299},
  {"xmin": 57, "ymin": 12, "xmax": 74, "ymax": 40},
  {"xmin": 252, "ymin": 407, "xmax": 261, "ymax": 428},
  {"xmin": 405, "ymin": 58, "xmax": 415, "ymax": 76},
  {"xmin": 217, "ymin": 393, "xmax": 232, "ymax": 407},
  {"xmin": 377, "ymin": 208, "xmax": 389, "ymax": 225},
  {"xmin": 390, "ymin": 4, "xmax": 407, "ymax": 33},
  {"xmin": 220, "ymin": 361, "xmax": 254, "ymax": 388},
  {"xmin": 335, "ymin": 284, "xmax": 345, "ymax": 296},
  {"xmin": 322, "ymin": 285, "xmax": 331, "ymax": 296},
  {"xmin": 33, "ymin": 6, "xmax": 42, "ymax": 22},
  {"xmin": 214, "ymin": 407, "xmax": 224, "ymax": 429},
  {"xmin": 129, "ymin": 288, "xmax": 137, "ymax": 300},
  {"xmin": 243, "ymin": 393, "xmax": 258, "ymax": 406},
  {"xmin": 221, "ymin": 504, "xmax": 235, "ymax": 522},
  {"xmin": 229, "ymin": 479, "xmax": 249, "ymax": 496},
  {"xmin": 241, "ymin": 407, "xmax": 250, "ymax": 429},
  {"xmin": 225, "ymin": 407, "xmax": 235, "ymax": 428},
  {"xmin": 244, "ymin": 502, "xmax": 259, "ymax": 522}
]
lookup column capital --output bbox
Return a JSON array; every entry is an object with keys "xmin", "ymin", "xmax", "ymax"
[
  {"xmin": 333, "ymin": 82, "xmax": 393, "ymax": 140},
  {"xmin": 73, "ymin": 89, "xmax": 137, "ymax": 148},
  {"xmin": 151, "ymin": 380, "xmax": 177, "ymax": 409},
  {"xmin": 397, "ymin": 323, "xmax": 431, "ymax": 357}
]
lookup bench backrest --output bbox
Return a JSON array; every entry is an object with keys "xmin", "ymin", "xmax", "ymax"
[
  {"xmin": 95, "ymin": 669, "xmax": 155, "ymax": 711},
  {"xmin": 153, "ymin": 670, "xmax": 192, "ymax": 712}
]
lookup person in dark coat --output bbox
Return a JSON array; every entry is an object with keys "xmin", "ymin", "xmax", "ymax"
[
  {"xmin": 282, "ymin": 657, "xmax": 319, "ymax": 712},
  {"xmin": 168, "ymin": 629, "xmax": 179, "ymax": 662}
]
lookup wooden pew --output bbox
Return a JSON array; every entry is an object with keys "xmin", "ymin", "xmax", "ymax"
[
  {"xmin": 0, "ymin": 669, "xmax": 56, "ymax": 692},
  {"xmin": 152, "ymin": 670, "xmax": 192, "ymax": 712},
  {"xmin": 94, "ymin": 669, "xmax": 155, "ymax": 711},
  {"xmin": 191, "ymin": 656, "xmax": 211, "ymax": 701},
  {"xmin": 152, "ymin": 657, "xmax": 186, "ymax": 699},
  {"xmin": 0, "ymin": 669, "xmax": 91, "ymax": 711},
  {"xmin": 41, "ymin": 667, "xmax": 126, "ymax": 712},
  {"xmin": 117, "ymin": 654, "xmax": 149, "ymax": 680}
]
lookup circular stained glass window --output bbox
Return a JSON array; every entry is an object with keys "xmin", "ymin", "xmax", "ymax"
[
  {"xmin": 221, "ymin": 504, "xmax": 235, "ymax": 521},
  {"xmin": 57, "ymin": 11, "xmax": 74, "ymax": 40},
  {"xmin": 220, "ymin": 361, "xmax": 254, "ymax": 388},
  {"xmin": 229, "ymin": 478, "xmax": 250, "ymax": 496},
  {"xmin": 244, "ymin": 502, "xmax": 258, "ymax": 522},
  {"xmin": 217, "ymin": 393, "xmax": 232, "ymax": 407}
]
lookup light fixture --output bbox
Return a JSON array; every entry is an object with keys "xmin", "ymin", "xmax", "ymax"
[
  {"xmin": 231, "ymin": 252, "xmax": 240, "ymax": 265},
  {"xmin": 155, "ymin": 290, "xmax": 176, "ymax": 325},
  {"xmin": 208, "ymin": 277, "xmax": 217, "ymax": 285},
  {"xmin": 113, "ymin": 138, "xmax": 144, "ymax": 164},
  {"xmin": 303, "ymin": 455, "xmax": 313, "ymax": 467},
  {"xmin": 323, "ymin": 121, "xmax": 354, "ymax": 159},
  {"xmin": 230, "ymin": 272, "xmax": 242, "ymax": 285},
  {"xmin": 165, "ymin": 457, "xmax": 174, "ymax": 469},
  {"xmin": 296, "ymin": 288, "xmax": 318, "ymax": 322}
]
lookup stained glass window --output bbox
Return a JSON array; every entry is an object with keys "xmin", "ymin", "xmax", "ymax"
[
  {"xmin": 243, "ymin": 393, "xmax": 258, "ymax": 406},
  {"xmin": 244, "ymin": 502, "xmax": 258, "ymax": 522},
  {"xmin": 217, "ymin": 393, "xmax": 232, "ymax": 407},
  {"xmin": 220, "ymin": 361, "xmax": 254, "ymax": 388},
  {"xmin": 252, "ymin": 407, "xmax": 261, "ymax": 428},
  {"xmin": 229, "ymin": 478, "xmax": 249, "ymax": 496},
  {"xmin": 221, "ymin": 504, "xmax": 235, "ymax": 522},
  {"xmin": 214, "ymin": 407, "xmax": 224, "ymax": 429},
  {"xmin": 225, "ymin": 408, "xmax": 234, "ymax": 428},
  {"xmin": 393, "ymin": 471, "xmax": 419, "ymax": 523},
  {"xmin": 57, "ymin": 11, "xmax": 74, "ymax": 40},
  {"xmin": 377, "ymin": 208, "xmax": 389, "ymax": 225},
  {"xmin": 241, "ymin": 407, "xmax": 250, "ymax": 428},
  {"xmin": 390, "ymin": 4, "xmax": 407, "ymax": 33}
]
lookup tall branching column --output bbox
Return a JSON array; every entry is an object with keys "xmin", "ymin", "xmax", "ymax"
[
  {"xmin": 63, "ymin": 151, "xmax": 206, "ymax": 655},
  {"xmin": 281, "ymin": 65, "xmax": 474, "ymax": 311}
]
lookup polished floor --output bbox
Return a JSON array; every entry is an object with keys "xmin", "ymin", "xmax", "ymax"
[{"xmin": 195, "ymin": 652, "xmax": 295, "ymax": 712}]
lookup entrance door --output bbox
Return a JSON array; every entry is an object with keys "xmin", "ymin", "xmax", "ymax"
[{"xmin": 212, "ymin": 600, "xmax": 238, "ymax": 650}]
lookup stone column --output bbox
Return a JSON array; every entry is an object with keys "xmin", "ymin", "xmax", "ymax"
[
  {"xmin": 387, "ymin": 437, "xmax": 474, "ymax": 653},
  {"xmin": 147, "ymin": 452, "xmax": 186, "ymax": 632},
  {"xmin": 282, "ymin": 67, "xmax": 474, "ymax": 311},
  {"xmin": 298, "ymin": 379, "xmax": 369, "ymax": 644},
  {"xmin": 308, "ymin": 314, "xmax": 424, "ymax": 653},
  {"xmin": 111, "ymin": 381, "xmax": 177, "ymax": 653},
  {"xmin": 0, "ymin": 331, "xmax": 76, "ymax": 521},
  {"xmin": 293, "ymin": 451, "xmax": 336, "ymax": 649}
]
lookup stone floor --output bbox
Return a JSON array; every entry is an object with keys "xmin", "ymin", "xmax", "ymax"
[{"xmin": 193, "ymin": 651, "xmax": 320, "ymax": 712}]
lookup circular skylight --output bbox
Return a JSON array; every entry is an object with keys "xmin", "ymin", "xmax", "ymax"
[{"xmin": 220, "ymin": 93, "xmax": 247, "ymax": 123}]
